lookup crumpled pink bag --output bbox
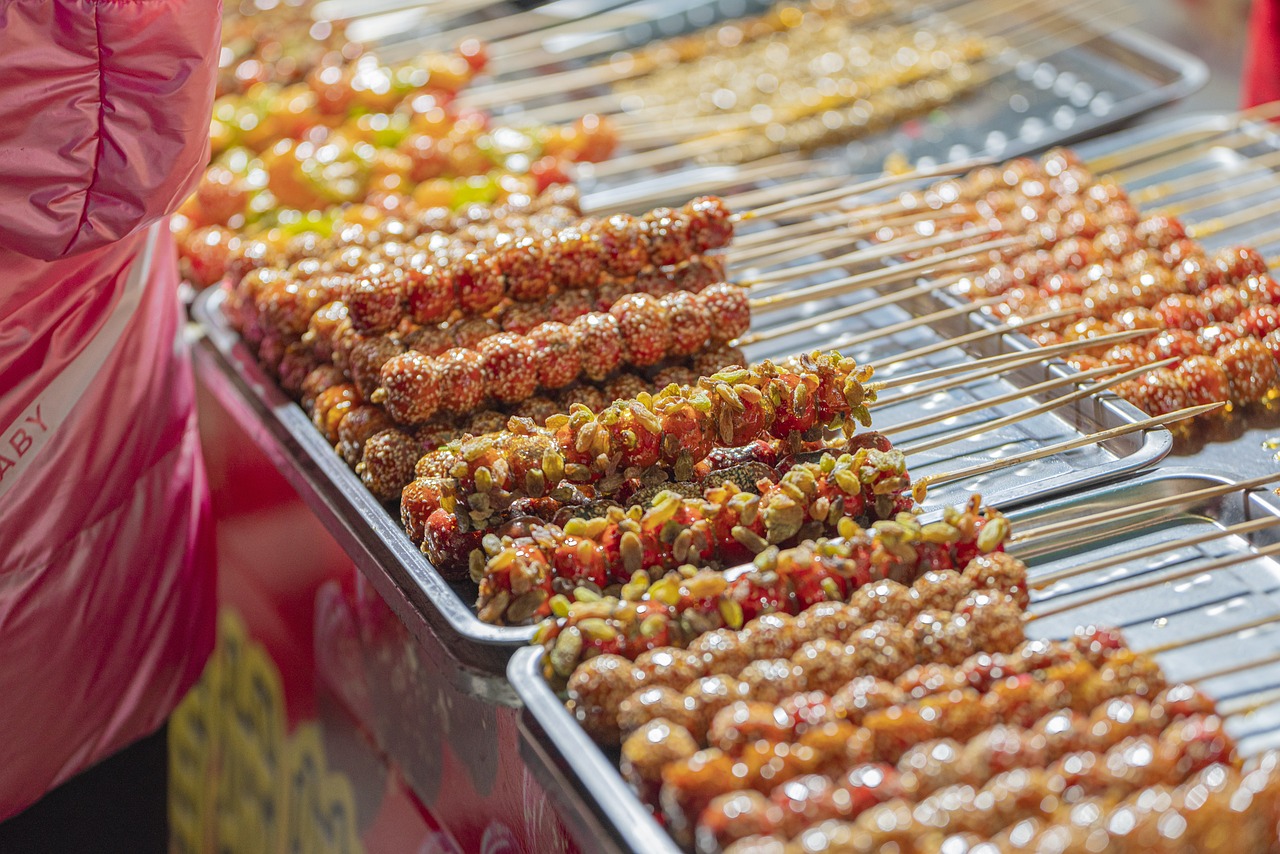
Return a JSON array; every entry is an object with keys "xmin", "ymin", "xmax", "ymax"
[{"xmin": 0, "ymin": 0, "xmax": 220, "ymax": 819}]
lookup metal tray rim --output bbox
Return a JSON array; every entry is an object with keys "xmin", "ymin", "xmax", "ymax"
[
  {"xmin": 510, "ymin": 466, "xmax": 1280, "ymax": 854},
  {"xmin": 194, "ymin": 286, "xmax": 539, "ymax": 648}
]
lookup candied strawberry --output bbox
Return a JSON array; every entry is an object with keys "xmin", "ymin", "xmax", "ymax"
[
  {"xmin": 1144, "ymin": 329, "xmax": 1204, "ymax": 364},
  {"xmin": 595, "ymin": 213, "xmax": 649, "ymax": 278},
  {"xmin": 698, "ymin": 284, "xmax": 751, "ymax": 345},
  {"xmin": 1202, "ymin": 285, "xmax": 1248, "ymax": 324},
  {"xmin": 1153, "ymin": 293, "xmax": 1206, "ymax": 331},
  {"xmin": 570, "ymin": 312, "xmax": 624, "ymax": 381},
  {"xmin": 1213, "ymin": 246, "xmax": 1269, "ymax": 285},
  {"xmin": 552, "ymin": 228, "xmax": 605, "ymax": 289},
  {"xmin": 498, "ymin": 236, "xmax": 555, "ymax": 302},
  {"xmin": 1242, "ymin": 274, "xmax": 1280, "ymax": 305},
  {"xmin": 454, "ymin": 253, "xmax": 506, "ymax": 314},
  {"xmin": 660, "ymin": 291, "xmax": 712, "ymax": 357},
  {"xmin": 684, "ymin": 196, "xmax": 735, "ymax": 252},
  {"xmin": 1218, "ymin": 336, "xmax": 1280, "ymax": 404},
  {"xmin": 642, "ymin": 207, "xmax": 694, "ymax": 267},
  {"xmin": 436, "ymin": 347, "xmax": 487, "ymax": 414},
  {"xmin": 611, "ymin": 293, "xmax": 672, "ymax": 367},
  {"xmin": 1236, "ymin": 304, "xmax": 1280, "ymax": 339},
  {"xmin": 453, "ymin": 317, "xmax": 500, "ymax": 349},
  {"xmin": 527, "ymin": 320, "xmax": 583, "ymax": 391},
  {"xmin": 1199, "ymin": 323, "xmax": 1241, "ymax": 353},
  {"xmin": 379, "ymin": 351, "xmax": 442, "ymax": 424},
  {"xmin": 501, "ymin": 301, "xmax": 550, "ymax": 335},
  {"xmin": 477, "ymin": 332, "xmax": 538, "ymax": 403},
  {"xmin": 1176, "ymin": 356, "xmax": 1231, "ymax": 407}
]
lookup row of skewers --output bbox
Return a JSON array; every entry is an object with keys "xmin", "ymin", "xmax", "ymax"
[
  {"xmin": 530, "ymin": 484, "xmax": 1280, "ymax": 852},
  {"xmin": 222, "ymin": 153, "xmax": 1227, "ymax": 624},
  {"xmin": 187, "ymin": 0, "xmax": 1129, "ymax": 290},
  {"xmin": 850, "ymin": 147, "xmax": 1280, "ymax": 420}
]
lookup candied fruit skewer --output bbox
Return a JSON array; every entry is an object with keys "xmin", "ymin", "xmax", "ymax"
[
  {"xmin": 472, "ymin": 449, "xmax": 917, "ymax": 623},
  {"xmin": 404, "ymin": 352, "xmax": 876, "ymax": 527},
  {"xmin": 888, "ymin": 150, "xmax": 1280, "ymax": 415},
  {"xmin": 774, "ymin": 720, "xmax": 1237, "ymax": 853},
  {"xmin": 370, "ymin": 283, "xmax": 752, "ymax": 425},
  {"xmin": 535, "ymin": 498, "xmax": 1012, "ymax": 670},
  {"xmin": 341, "ymin": 196, "xmax": 735, "ymax": 335}
]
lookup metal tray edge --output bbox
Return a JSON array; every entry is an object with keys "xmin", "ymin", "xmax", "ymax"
[{"xmin": 193, "ymin": 286, "xmax": 538, "ymax": 649}]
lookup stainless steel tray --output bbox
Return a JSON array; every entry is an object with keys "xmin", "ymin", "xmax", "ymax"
[
  {"xmin": 472, "ymin": 1, "xmax": 1206, "ymax": 197},
  {"xmin": 195, "ymin": 258, "xmax": 1170, "ymax": 651},
  {"xmin": 1070, "ymin": 112, "xmax": 1280, "ymax": 476},
  {"xmin": 895, "ymin": 113, "xmax": 1280, "ymax": 476},
  {"xmin": 193, "ymin": 287, "xmax": 540, "ymax": 653},
  {"xmin": 741, "ymin": 270, "xmax": 1173, "ymax": 515},
  {"xmin": 509, "ymin": 468, "xmax": 1280, "ymax": 854}
]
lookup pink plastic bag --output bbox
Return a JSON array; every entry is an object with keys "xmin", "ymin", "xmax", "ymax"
[{"xmin": 0, "ymin": 0, "xmax": 220, "ymax": 819}]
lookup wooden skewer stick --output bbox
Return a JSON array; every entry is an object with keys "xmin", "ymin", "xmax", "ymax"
[
  {"xmin": 1143, "ymin": 598, "xmax": 1280, "ymax": 655},
  {"xmin": 1149, "ymin": 172, "xmax": 1280, "ymax": 219},
  {"xmin": 723, "ymin": 175, "xmax": 855, "ymax": 216},
  {"xmin": 740, "ymin": 224, "xmax": 999, "ymax": 285},
  {"xmin": 731, "ymin": 232, "xmax": 860, "ymax": 270},
  {"xmin": 749, "ymin": 236, "xmax": 1020, "ymax": 311},
  {"xmin": 871, "ymin": 350, "xmax": 1059, "ymax": 407},
  {"xmin": 1026, "ymin": 514, "xmax": 1280, "ymax": 593},
  {"xmin": 1216, "ymin": 682, "xmax": 1280, "ymax": 717},
  {"xmin": 739, "ymin": 275, "xmax": 967, "ymax": 346},
  {"xmin": 733, "ymin": 206, "xmax": 974, "ymax": 263},
  {"xmin": 824, "ymin": 296, "xmax": 1008, "ymax": 351},
  {"xmin": 1188, "ymin": 195, "xmax": 1280, "ymax": 241},
  {"xmin": 729, "ymin": 211, "xmax": 869, "ymax": 256},
  {"xmin": 1013, "ymin": 472, "xmax": 1280, "ymax": 543},
  {"xmin": 580, "ymin": 156, "xmax": 810, "ymax": 216},
  {"xmin": 882, "ymin": 360, "xmax": 1131, "ymax": 436},
  {"xmin": 1132, "ymin": 149, "xmax": 1280, "ymax": 206},
  {"xmin": 1109, "ymin": 128, "xmax": 1267, "ymax": 187},
  {"xmin": 869, "ymin": 309, "xmax": 1128, "ymax": 381},
  {"xmin": 1235, "ymin": 223, "xmax": 1280, "ymax": 251},
  {"xmin": 1028, "ymin": 537, "xmax": 1280, "ymax": 622},
  {"xmin": 916, "ymin": 402, "xmax": 1222, "ymax": 492},
  {"xmin": 743, "ymin": 159, "xmax": 989, "ymax": 222},
  {"xmin": 900, "ymin": 358, "xmax": 1171, "ymax": 455},
  {"xmin": 1085, "ymin": 101, "xmax": 1280, "ymax": 175},
  {"xmin": 582, "ymin": 131, "xmax": 752, "ymax": 180}
]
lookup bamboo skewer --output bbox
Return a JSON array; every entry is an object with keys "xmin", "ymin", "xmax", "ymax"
[
  {"xmin": 1027, "ymin": 536, "xmax": 1280, "ymax": 621},
  {"xmin": 740, "ymin": 224, "xmax": 998, "ymax": 284},
  {"xmin": 1191, "ymin": 640, "xmax": 1280, "ymax": 684},
  {"xmin": 900, "ymin": 358, "xmax": 1171, "ymax": 455},
  {"xmin": 1085, "ymin": 101, "xmax": 1280, "ymax": 175},
  {"xmin": 722, "ymin": 175, "xmax": 857, "ymax": 216},
  {"xmin": 870, "ymin": 313, "xmax": 1134, "ymax": 382},
  {"xmin": 1026, "ymin": 516, "xmax": 1280, "ymax": 592},
  {"xmin": 1188, "ymin": 195, "xmax": 1280, "ymax": 241},
  {"xmin": 1109, "ymin": 129, "xmax": 1266, "ymax": 187},
  {"xmin": 1013, "ymin": 472, "xmax": 1280, "ymax": 544},
  {"xmin": 883, "ymin": 359, "xmax": 1138, "ymax": 436},
  {"xmin": 737, "ymin": 276, "xmax": 968, "ymax": 347},
  {"xmin": 915, "ymin": 402, "xmax": 1222, "ymax": 491},
  {"xmin": 1142, "ymin": 599, "xmax": 1280, "ymax": 656},
  {"xmin": 870, "ymin": 307, "xmax": 1121, "ymax": 373},
  {"xmin": 1132, "ymin": 148, "xmax": 1280, "ymax": 206},
  {"xmin": 729, "ymin": 211, "xmax": 869, "ymax": 256},
  {"xmin": 1149, "ymin": 172, "xmax": 1280, "ymax": 219},
  {"xmin": 825, "ymin": 295, "xmax": 1008, "ymax": 351},
  {"xmin": 750, "ymin": 236, "xmax": 1020, "ymax": 311},
  {"xmin": 743, "ymin": 161, "xmax": 986, "ymax": 222},
  {"xmin": 870, "ymin": 350, "xmax": 1058, "ymax": 407},
  {"xmin": 731, "ymin": 232, "xmax": 863, "ymax": 270}
]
